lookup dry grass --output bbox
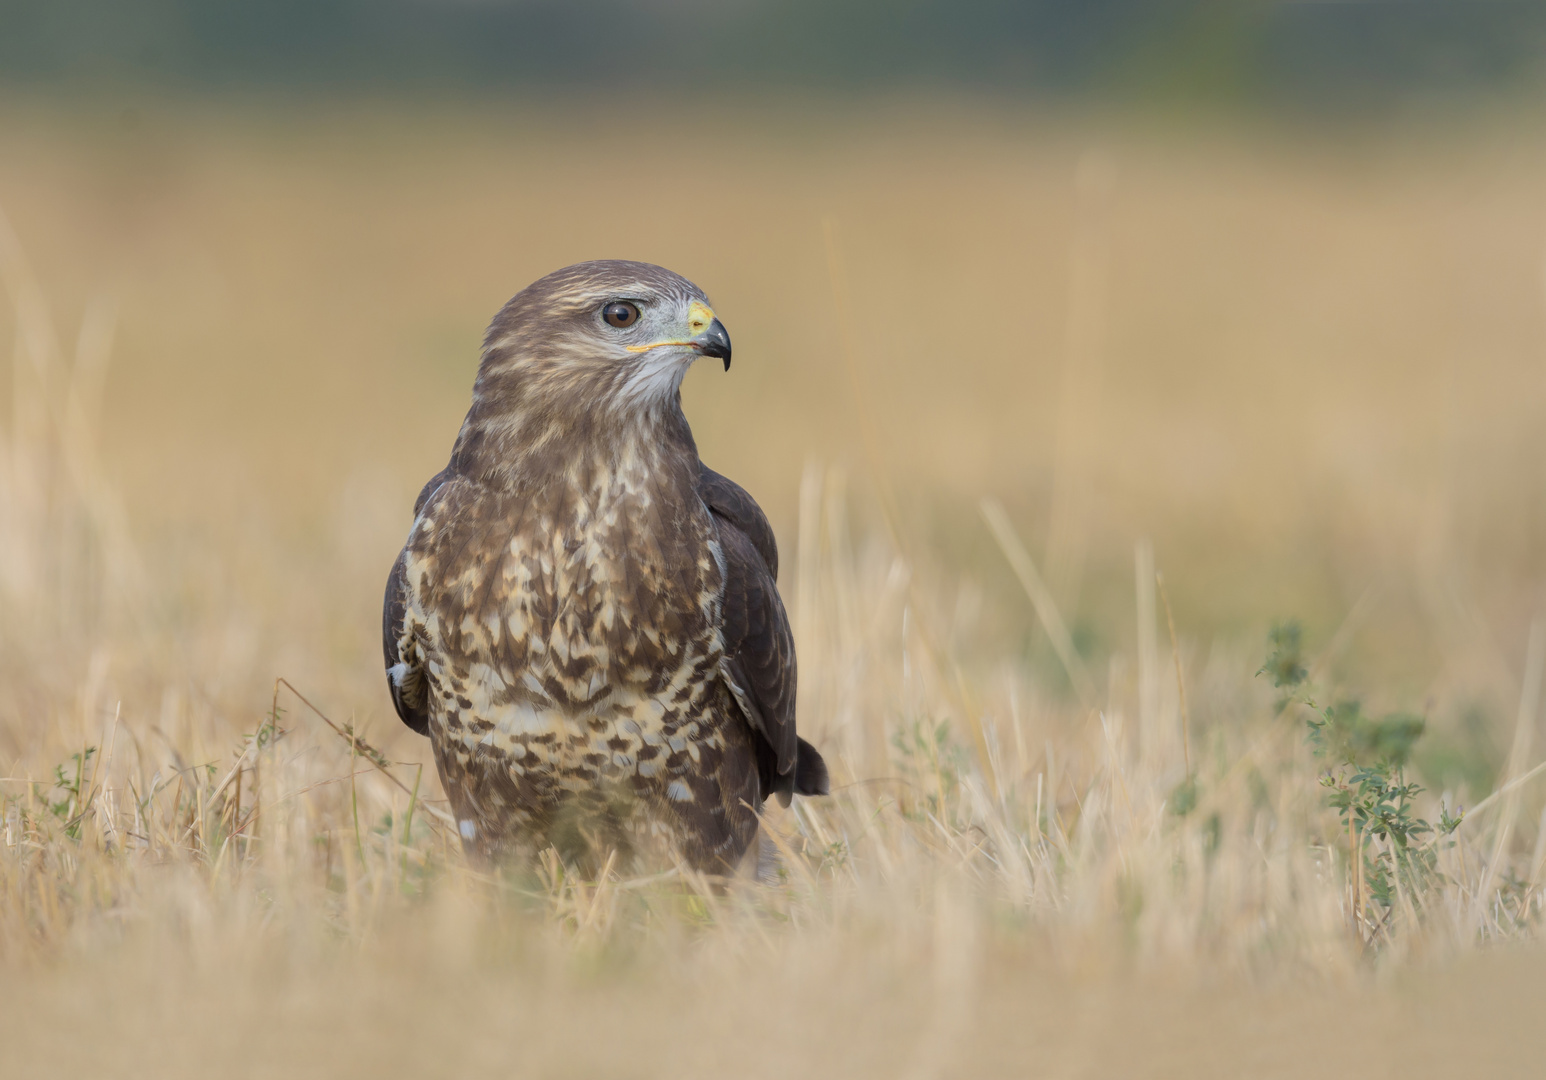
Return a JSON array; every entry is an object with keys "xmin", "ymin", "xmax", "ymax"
[{"xmin": 4, "ymin": 100, "xmax": 1546, "ymax": 1075}]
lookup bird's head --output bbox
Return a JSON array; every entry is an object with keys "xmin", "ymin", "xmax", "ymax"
[
  {"xmin": 452, "ymin": 261, "xmax": 731, "ymax": 484},
  {"xmin": 473, "ymin": 260, "xmax": 731, "ymax": 418}
]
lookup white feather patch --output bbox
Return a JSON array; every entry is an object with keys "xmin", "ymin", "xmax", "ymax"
[
  {"xmin": 617, "ymin": 350, "xmax": 695, "ymax": 406},
  {"xmin": 388, "ymin": 662, "xmax": 410, "ymax": 687}
]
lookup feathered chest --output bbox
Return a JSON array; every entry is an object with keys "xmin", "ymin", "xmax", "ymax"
[{"xmin": 402, "ymin": 463, "xmax": 725, "ymax": 718}]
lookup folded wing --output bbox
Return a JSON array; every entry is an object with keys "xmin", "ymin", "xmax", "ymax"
[
  {"xmin": 382, "ymin": 468, "xmax": 452, "ymax": 736},
  {"xmin": 700, "ymin": 464, "xmax": 829, "ymax": 803}
]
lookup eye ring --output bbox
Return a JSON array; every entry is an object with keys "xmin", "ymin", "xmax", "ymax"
[{"xmin": 602, "ymin": 301, "xmax": 640, "ymax": 328}]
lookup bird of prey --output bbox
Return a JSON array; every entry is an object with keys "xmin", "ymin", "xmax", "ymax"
[{"xmin": 383, "ymin": 260, "xmax": 828, "ymax": 873}]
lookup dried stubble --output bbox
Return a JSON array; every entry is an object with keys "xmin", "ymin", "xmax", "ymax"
[{"xmin": 3, "ymin": 102, "xmax": 1546, "ymax": 1075}]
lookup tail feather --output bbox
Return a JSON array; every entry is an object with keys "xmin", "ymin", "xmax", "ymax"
[
  {"xmin": 794, "ymin": 737, "xmax": 829, "ymax": 797},
  {"xmin": 768, "ymin": 736, "xmax": 830, "ymax": 807}
]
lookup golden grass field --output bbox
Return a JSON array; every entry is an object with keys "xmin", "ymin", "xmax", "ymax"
[{"xmin": 4, "ymin": 99, "xmax": 1546, "ymax": 1075}]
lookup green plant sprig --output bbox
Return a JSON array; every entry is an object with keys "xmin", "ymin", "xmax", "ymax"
[{"xmin": 1260, "ymin": 621, "xmax": 1460, "ymax": 933}]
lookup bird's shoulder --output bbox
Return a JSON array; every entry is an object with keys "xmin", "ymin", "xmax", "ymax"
[
  {"xmin": 697, "ymin": 463, "xmax": 778, "ymax": 580},
  {"xmin": 412, "ymin": 466, "xmax": 454, "ymax": 518},
  {"xmin": 403, "ymin": 467, "xmax": 515, "ymax": 553}
]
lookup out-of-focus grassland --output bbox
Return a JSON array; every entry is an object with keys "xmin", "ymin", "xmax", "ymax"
[{"xmin": 4, "ymin": 100, "xmax": 1546, "ymax": 1075}]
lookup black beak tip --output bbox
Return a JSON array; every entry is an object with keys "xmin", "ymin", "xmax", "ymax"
[{"xmin": 698, "ymin": 317, "xmax": 731, "ymax": 371}]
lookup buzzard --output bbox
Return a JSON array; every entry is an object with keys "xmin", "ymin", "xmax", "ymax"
[{"xmin": 383, "ymin": 260, "xmax": 828, "ymax": 873}]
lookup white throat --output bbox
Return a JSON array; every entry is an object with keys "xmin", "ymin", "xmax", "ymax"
[{"xmin": 617, "ymin": 349, "xmax": 696, "ymax": 407}]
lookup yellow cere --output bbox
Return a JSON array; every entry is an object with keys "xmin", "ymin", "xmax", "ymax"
[{"xmin": 685, "ymin": 300, "xmax": 714, "ymax": 335}]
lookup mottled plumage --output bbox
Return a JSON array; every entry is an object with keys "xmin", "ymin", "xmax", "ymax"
[{"xmin": 384, "ymin": 260, "xmax": 827, "ymax": 872}]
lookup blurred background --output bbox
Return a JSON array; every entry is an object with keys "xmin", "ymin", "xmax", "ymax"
[
  {"xmin": 7, "ymin": 0, "xmax": 1546, "ymax": 105},
  {"xmin": 6, "ymin": 1, "xmax": 1546, "ymax": 717},
  {"xmin": 5, "ymin": 6, "xmax": 1546, "ymax": 1071}
]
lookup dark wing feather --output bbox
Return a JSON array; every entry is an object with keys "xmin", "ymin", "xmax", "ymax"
[
  {"xmin": 383, "ymin": 468, "xmax": 452, "ymax": 736},
  {"xmin": 701, "ymin": 464, "xmax": 828, "ymax": 802},
  {"xmin": 716, "ymin": 521, "xmax": 797, "ymax": 771},
  {"xmin": 700, "ymin": 464, "xmax": 778, "ymax": 579}
]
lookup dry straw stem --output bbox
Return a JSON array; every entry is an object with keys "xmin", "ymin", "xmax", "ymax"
[
  {"xmin": 1155, "ymin": 571, "xmax": 1191, "ymax": 777},
  {"xmin": 980, "ymin": 496, "xmax": 1097, "ymax": 707},
  {"xmin": 273, "ymin": 677, "xmax": 453, "ymax": 828},
  {"xmin": 1135, "ymin": 540, "xmax": 1161, "ymax": 771},
  {"xmin": 1043, "ymin": 148, "xmax": 1116, "ymax": 629},
  {"xmin": 1470, "ymin": 618, "xmax": 1545, "ymax": 929},
  {"xmin": 0, "ymin": 201, "xmax": 144, "ymax": 614},
  {"xmin": 1465, "ymin": 757, "xmax": 1546, "ymax": 826}
]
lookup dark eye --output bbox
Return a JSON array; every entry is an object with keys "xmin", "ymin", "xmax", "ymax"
[{"xmin": 602, "ymin": 301, "xmax": 639, "ymax": 328}]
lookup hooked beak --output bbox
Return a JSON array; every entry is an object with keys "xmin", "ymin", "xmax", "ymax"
[{"xmin": 692, "ymin": 317, "xmax": 732, "ymax": 371}]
